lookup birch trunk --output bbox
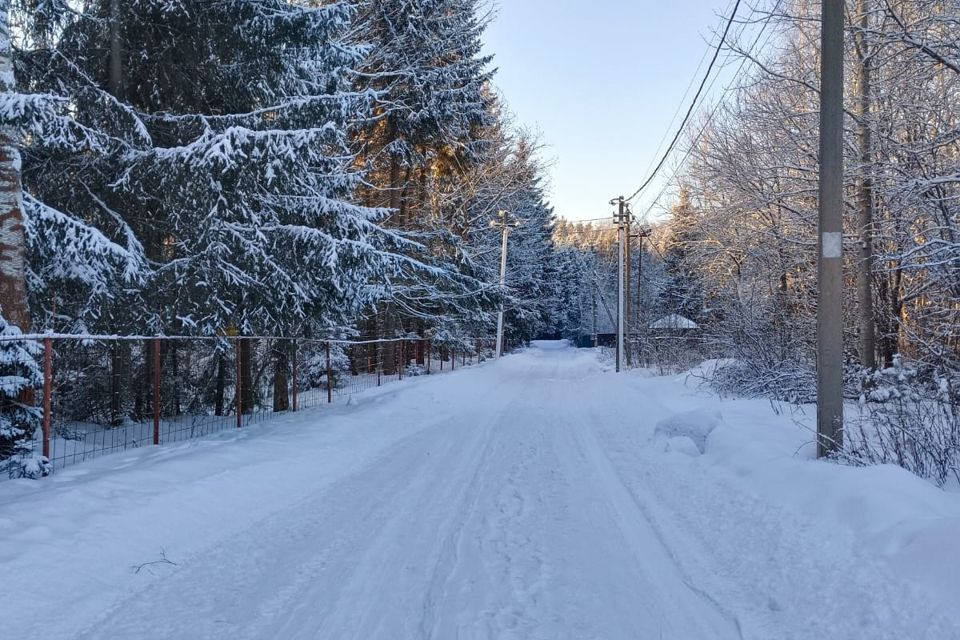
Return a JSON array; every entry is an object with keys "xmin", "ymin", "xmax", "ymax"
[{"xmin": 0, "ymin": 2, "xmax": 31, "ymax": 332}]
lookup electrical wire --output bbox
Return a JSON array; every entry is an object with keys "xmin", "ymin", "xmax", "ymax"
[
  {"xmin": 634, "ymin": 0, "xmax": 785, "ymax": 221},
  {"xmin": 636, "ymin": 0, "xmax": 739, "ymax": 182},
  {"xmin": 625, "ymin": 0, "xmax": 743, "ymax": 204}
]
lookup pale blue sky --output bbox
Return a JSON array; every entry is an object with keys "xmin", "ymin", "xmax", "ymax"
[{"xmin": 483, "ymin": 0, "xmax": 737, "ymax": 222}]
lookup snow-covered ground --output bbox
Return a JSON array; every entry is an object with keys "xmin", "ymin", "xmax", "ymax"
[{"xmin": 3, "ymin": 341, "xmax": 959, "ymax": 639}]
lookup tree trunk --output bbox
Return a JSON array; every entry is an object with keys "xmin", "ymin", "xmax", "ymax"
[
  {"xmin": 398, "ymin": 164, "xmax": 413, "ymax": 227},
  {"xmin": 876, "ymin": 264, "xmax": 903, "ymax": 368},
  {"xmin": 856, "ymin": 0, "xmax": 877, "ymax": 370},
  {"xmin": 388, "ymin": 156, "xmax": 402, "ymax": 224},
  {"xmin": 0, "ymin": 5, "xmax": 31, "ymax": 333},
  {"xmin": 240, "ymin": 338, "xmax": 254, "ymax": 414},
  {"xmin": 108, "ymin": 0, "xmax": 124, "ymax": 99},
  {"xmin": 171, "ymin": 342, "xmax": 180, "ymax": 415},
  {"xmin": 214, "ymin": 353, "xmax": 226, "ymax": 416},
  {"xmin": 416, "ymin": 320, "xmax": 425, "ymax": 365},
  {"xmin": 272, "ymin": 344, "xmax": 289, "ymax": 412},
  {"xmin": 110, "ymin": 342, "xmax": 124, "ymax": 426},
  {"xmin": 418, "ymin": 163, "xmax": 429, "ymax": 224},
  {"xmin": 381, "ymin": 306, "xmax": 397, "ymax": 374}
]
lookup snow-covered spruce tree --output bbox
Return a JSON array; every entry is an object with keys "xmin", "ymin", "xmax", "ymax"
[
  {"xmin": 352, "ymin": 0, "xmax": 497, "ymax": 351},
  {"xmin": 0, "ymin": 316, "xmax": 43, "ymax": 478},
  {"xmin": 498, "ymin": 145, "xmax": 561, "ymax": 345},
  {"xmin": 51, "ymin": 0, "xmax": 432, "ymax": 338},
  {"xmin": 452, "ymin": 118, "xmax": 564, "ymax": 347},
  {"xmin": 658, "ymin": 186, "xmax": 705, "ymax": 323},
  {"xmin": 12, "ymin": 0, "xmax": 147, "ymax": 333},
  {"xmin": 551, "ymin": 245, "xmax": 596, "ymax": 343},
  {"xmin": 355, "ymin": 0, "xmax": 493, "ymax": 215}
]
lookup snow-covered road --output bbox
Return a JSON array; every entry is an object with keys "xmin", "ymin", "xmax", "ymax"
[{"xmin": 4, "ymin": 342, "xmax": 959, "ymax": 639}]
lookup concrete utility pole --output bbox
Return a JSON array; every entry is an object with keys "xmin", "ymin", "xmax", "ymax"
[
  {"xmin": 624, "ymin": 212, "xmax": 633, "ymax": 367},
  {"xmin": 817, "ymin": 0, "xmax": 845, "ymax": 457},
  {"xmin": 492, "ymin": 210, "xmax": 518, "ymax": 359},
  {"xmin": 611, "ymin": 197, "xmax": 630, "ymax": 373}
]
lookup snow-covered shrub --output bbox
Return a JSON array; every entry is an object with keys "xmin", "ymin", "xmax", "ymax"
[
  {"xmin": 641, "ymin": 335, "xmax": 711, "ymax": 375},
  {"xmin": 428, "ymin": 326, "xmax": 476, "ymax": 355},
  {"xmin": 8, "ymin": 453, "xmax": 50, "ymax": 480},
  {"xmin": 842, "ymin": 358, "xmax": 960, "ymax": 487},
  {"xmin": 298, "ymin": 343, "xmax": 350, "ymax": 391},
  {"xmin": 0, "ymin": 318, "xmax": 45, "ymax": 478},
  {"xmin": 405, "ymin": 363, "xmax": 426, "ymax": 377},
  {"xmin": 707, "ymin": 358, "xmax": 817, "ymax": 404}
]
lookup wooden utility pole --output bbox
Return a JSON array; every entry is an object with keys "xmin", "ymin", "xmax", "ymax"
[
  {"xmin": 856, "ymin": 0, "xmax": 876, "ymax": 371},
  {"xmin": 0, "ymin": 2, "xmax": 31, "ymax": 333},
  {"xmin": 817, "ymin": 0, "xmax": 845, "ymax": 457},
  {"xmin": 612, "ymin": 197, "xmax": 630, "ymax": 372}
]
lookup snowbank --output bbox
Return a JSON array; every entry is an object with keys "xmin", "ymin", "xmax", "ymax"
[
  {"xmin": 702, "ymin": 420, "xmax": 960, "ymax": 609},
  {"xmin": 654, "ymin": 408, "xmax": 722, "ymax": 453},
  {"xmin": 655, "ymin": 367, "xmax": 960, "ymax": 613}
]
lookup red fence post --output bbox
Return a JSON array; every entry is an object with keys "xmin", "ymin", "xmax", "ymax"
[
  {"xmin": 426, "ymin": 340, "xmax": 432, "ymax": 375},
  {"xmin": 153, "ymin": 338, "xmax": 161, "ymax": 445},
  {"xmin": 399, "ymin": 341, "xmax": 404, "ymax": 381},
  {"xmin": 42, "ymin": 337, "xmax": 52, "ymax": 458},
  {"xmin": 291, "ymin": 340, "xmax": 298, "ymax": 412},
  {"xmin": 236, "ymin": 338, "xmax": 243, "ymax": 429},
  {"xmin": 452, "ymin": 348, "xmax": 456, "ymax": 371},
  {"xmin": 325, "ymin": 342, "xmax": 333, "ymax": 404}
]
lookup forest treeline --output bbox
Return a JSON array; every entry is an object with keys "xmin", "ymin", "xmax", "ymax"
[
  {"xmin": 2, "ymin": 0, "xmax": 578, "ymax": 341},
  {"xmin": 0, "ymin": 0, "xmax": 583, "ymax": 472}
]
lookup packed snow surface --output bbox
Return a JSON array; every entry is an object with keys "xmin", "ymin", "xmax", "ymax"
[{"xmin": 3, "ymin": 342, "xmax": 960, "ymax": 639}]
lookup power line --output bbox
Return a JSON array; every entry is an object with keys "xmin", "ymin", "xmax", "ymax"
[
  {"xmin": 625, "ymin": 0, "xmax": 743, "ymax": 204},
  {"xmin": 637, "ymin": 0, "xmax": 738, "ymax": 181},
  {"xmin": 556, "ymin": 216, "xmax": 619, "ymax": 225},
  {"xmin": 635, "ymin": 0, "xmax": 785, "ymax": 221}
]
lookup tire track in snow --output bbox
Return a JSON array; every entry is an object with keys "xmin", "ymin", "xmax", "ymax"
[
  {"xmin": 478, "ymin": 419, "xmax": 552, "ymax": 638},
  {"xmin": 572, "ymin": 409, "xmax": 747, "ymax": 638},
  {"xmin": 68, "ymin": 371, "xmax": 517, "ymax": 640},
  {"xmin": 260, "ymin": 386, "xmax": 521, "ymax": 640},
  {"xmin": 412, "ymin": 395, "xmax": 524, "ymax": 640},
  {"xmin": 70, "ymin": 414, "xmax": 460, "ymax": 640}
]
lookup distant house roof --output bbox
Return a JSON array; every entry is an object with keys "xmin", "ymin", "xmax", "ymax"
[{"xmin": 649, "ymin": 314, "xmax": 699, "ymax": 330}]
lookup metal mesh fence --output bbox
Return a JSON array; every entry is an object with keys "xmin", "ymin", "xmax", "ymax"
[{"xmin": 1, "ymin": 334, "xmax": 495, "ymax": 480}]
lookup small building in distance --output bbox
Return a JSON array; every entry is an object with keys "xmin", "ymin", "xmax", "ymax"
[{"xmin": 649, "ymin": 314, "xmax": 699, "ymax": 333}]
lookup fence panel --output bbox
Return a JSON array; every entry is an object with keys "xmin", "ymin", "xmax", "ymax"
[{"xmin": 1, "ymin": 333, "xmax": 494, "ymax": 480}]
